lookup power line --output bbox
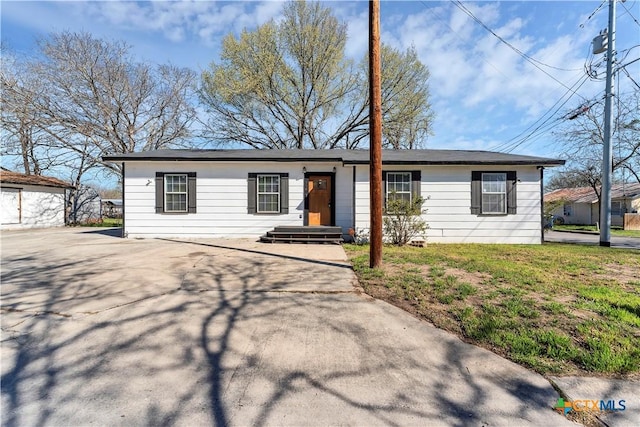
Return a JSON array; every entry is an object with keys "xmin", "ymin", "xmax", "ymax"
[
  {"xmin": 451, "ymin": 0, "xmax": 587, "ymax": 80},
  {"xmin": 621, "ymin": 67, "xmax": 640, "ymax": 89},
  {"xmin": 502, "ymin": 83, "xmax": 598, "ymax": 154},
  {"xmin": 489, "ymin": 73, "xmax": 592, "ymax": 152},
  {"xmin": 619, "ymin": 0, "xmax": 640, "ymax": 27},
  {"xmin": 419, "ymin": 0, "xmax": 589, "ymax": 129},
  {"xmin": 419, "ymin": 0, "xmax": 513, "ymax": 82},
  {"xmin": 580, "ymin": 0, "xmax": 608, "ymax": 28}
]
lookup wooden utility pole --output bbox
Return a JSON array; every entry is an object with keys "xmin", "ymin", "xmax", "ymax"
[{"xmin": 369, "ymin": 0, "xmax": 383, "ymax": 268}]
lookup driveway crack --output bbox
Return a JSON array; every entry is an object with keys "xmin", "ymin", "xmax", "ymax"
[{"xmin": 79, "ymin": 287, "xmax": 183, "ymax": 315}]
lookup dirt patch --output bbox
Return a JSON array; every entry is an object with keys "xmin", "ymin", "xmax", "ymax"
[{"xmin": 599, "ymin": 264, "xmax": 640, "ymax": 285}]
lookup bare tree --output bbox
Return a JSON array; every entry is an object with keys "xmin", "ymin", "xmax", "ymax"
[
  {"xmin": 556, "ymin": 90, "xmax": 640, "ymax": 186},
  {"xmin": 1, "ymin": 52, "xmax": 56, "ymax": 175},
  {"xmin": 200, "ymin": 0, "xmax": 433, "ymax": 150},
  {"xmin": 31, "ymin": 31, "xmax": 197, "ymax": 175},
  {"xmin": 2, "ymin": 33, "xmax": 198, "ymax": 224}
]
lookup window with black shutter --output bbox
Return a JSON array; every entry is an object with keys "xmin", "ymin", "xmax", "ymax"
[
  {"xmin": 471, "ymin": 171, "xmax": 517, "ymax": 215},
  {"xmin": 247, "ymin": 173, "xmax": 289, "ymax": 214},
  {"xmin": 155, "ymin": 172, "xmax": 197, "ymax": 214}
]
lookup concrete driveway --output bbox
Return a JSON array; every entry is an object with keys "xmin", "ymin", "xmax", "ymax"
[{"xmin": 1, "ymin": 228, "xmax": 574, "ymax": 426}]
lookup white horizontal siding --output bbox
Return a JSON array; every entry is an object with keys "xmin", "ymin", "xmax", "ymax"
[
  {"xmin": 124, "ymin": 161, "xmax": 353, "ymax": 238},
  {"xmin": 354, "ymin": 165, "xmax": 544, "ymax": 244},
  {"xmin": 1, "ymin": 185, "xmax": 66, "ymax": 230}
]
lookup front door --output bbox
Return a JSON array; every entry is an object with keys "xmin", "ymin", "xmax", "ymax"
[{"xmin": 307, "ymin": 175, "xmax": 332, "ymax": 226}]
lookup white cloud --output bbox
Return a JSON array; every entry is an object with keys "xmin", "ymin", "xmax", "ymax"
[{"xmin": 79, "ymin": 0, "xmax": 284, "ymax": 46}]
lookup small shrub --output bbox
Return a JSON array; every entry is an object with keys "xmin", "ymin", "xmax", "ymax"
[{"xmin": 383, "ymin": 195, "xmax": 429, "ymax": 246}]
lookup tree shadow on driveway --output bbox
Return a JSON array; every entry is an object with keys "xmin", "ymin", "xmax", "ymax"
[{"xmin": 1, "ymin": 235, "xmax": 571, "ymax": 426}]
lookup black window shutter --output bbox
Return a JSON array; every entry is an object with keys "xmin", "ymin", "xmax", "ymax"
[
  {"xmin": 470, "ymin": 171, "xmax": 482, "ymax": 215},
  {"xmin": 155, "ymin": 172, "xmax": 164, "ymax": 213},
  {"xmin": 412, "ymin": 170, "xmax": 421, "ymax": 198},
  {"xmin": 382, "ymin": 171, "xmax": 387, "ymax": 208},
  {"xmin": 188, "ymin": 172, "xmax": 197, "ymax": 213},
  {"xmin": 506, "ymin": 171, "xmax": 517, "ymax": 214},
  {"xmin": 247, "ymin": 173, "xmax": 257, "ymax": 214},
  {"xmin": 280, "ymin": 173, "xmax": 289, "ymax": 214}
]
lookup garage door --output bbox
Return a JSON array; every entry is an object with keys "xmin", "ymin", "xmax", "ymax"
[{"xmin": 1, "ymin": 188, "xmax": 21, "ymax": 224}]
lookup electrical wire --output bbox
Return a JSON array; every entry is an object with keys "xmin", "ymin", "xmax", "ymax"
[
  {"xmin": 489, "ymin": 73, "xmax": 592, "ymax": 152},
  {"xmin": 501, "ymin": 79, "xmax": 598, "ymax": 153},
  {"xmin": 619, "ymin": 0, "xmax": 640, "ymax": 27},
  {"xmin": 451, "ymin": 0, "xmax": 586, "ymax": 77},
  {"xmin": 417, "ymin": 0, "xmax": 584, "ymax": 119},
  {"xmin": 621, "ymin": 67, "xmax": 640, "ymax": 89},
  {"xmin": 580, "ymin": 0, "xmax": 608, "ymax": 28},
  {"xmin": 418, "ymin": 1, "xmax": 514, "ymax": 83}
]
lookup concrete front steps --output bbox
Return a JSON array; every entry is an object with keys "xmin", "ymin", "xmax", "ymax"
[{"xmin": 260, "ymin": 226, "xmax": 344, "ymax": 244}]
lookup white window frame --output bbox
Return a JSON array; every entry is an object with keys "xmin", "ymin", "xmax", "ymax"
[
  {"xmin": 164, "ymin": 174, "xmax": 188, "ymax": 213},
  {"xmin": 386, "ymin": 172, "xmax": 412, "ymax": 203},
  {"xmin": 481, "ymin": 173, "xmax": 507, "ymax": 214},
  {"xmin": 257, "ymin": 174, "xmax": 280, "ymax": 213}
]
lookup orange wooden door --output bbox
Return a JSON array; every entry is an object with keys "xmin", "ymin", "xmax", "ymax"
[{"xmin": 308, "ymin": 176, "xmax": 332, "ymax": 226}]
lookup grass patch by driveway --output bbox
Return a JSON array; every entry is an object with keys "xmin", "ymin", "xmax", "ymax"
[
  {"xmin": 77, "ymin": 218, "xmax": 123, "ymax": 227},
  {"xmin": 345, "ymin": 243, "xmax": 640, "ymax": 377},
  {"xmin": 553, "ymin": 224, "xmax": 640, "ymax": 238}
]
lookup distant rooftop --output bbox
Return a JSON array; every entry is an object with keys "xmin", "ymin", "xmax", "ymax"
[
  {"xmin": 0, "ymin": 170, "xmax": 72, "ymax": 189},
  {"xmin": 104, "ymin": 149, "xmax": 564, "ymax": 166},
  {"xmin": 545, "ymin": 183, "xmax": 640, "ymax": 204}
]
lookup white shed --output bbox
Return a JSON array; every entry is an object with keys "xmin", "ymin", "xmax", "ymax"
[{"xmin": 1, "ymin": 170, "xmax": 72, "ymax": 230}]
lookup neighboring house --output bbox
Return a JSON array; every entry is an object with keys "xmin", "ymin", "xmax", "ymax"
[
  {"xmin": 545, "ymin": 183, "xmax": 640, "ymax": 227},
  {"xmin": 0, "ymin": 170, "xmax": 73, "ymax": 230},
  {"xmin": 103, "ymin": 149, "xmax": 564, "ymax": 244},
  {"xmin": 102, "ymin": 199, "xmax": 123, "ymax": 218}
]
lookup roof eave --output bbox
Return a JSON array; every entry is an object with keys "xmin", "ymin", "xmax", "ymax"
[
  {"xmin": 344, "ymin": 160, "xmax": 566, "ymax": 166},
  {"xmin": 103, "ymin": 156, "xmax": 565, "ymax": 167},
  {"xmin": 102, "ymin": 156, "xmax": 345, "ymax": 162},
  {"xmin": 0, "ymin": 181, "xmax": 74, "ymax": 189}
]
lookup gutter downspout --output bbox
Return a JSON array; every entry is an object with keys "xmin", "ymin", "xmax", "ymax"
[{"xmin": 539, "ymin": 166, "xmax": 544, "ymax": 244}]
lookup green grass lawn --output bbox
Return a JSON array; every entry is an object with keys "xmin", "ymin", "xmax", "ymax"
[
  {"xmin": 346, "ymin": 243, "xmax": 640, "ymax": 376},
  {"xmin": 553, "ymin": 224, "xmax": 640, "ymax": 238},
  {"xmin": 77, "ymin": 218, "xmax": 123, "ymax": 227}
]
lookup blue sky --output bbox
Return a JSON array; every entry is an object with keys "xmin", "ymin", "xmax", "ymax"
[{"xmin": 2, "ymin": 0, "xmax": 639, "ymax": 161}]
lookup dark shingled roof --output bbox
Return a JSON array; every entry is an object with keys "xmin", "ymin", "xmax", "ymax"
[
  {"xmin": 0, "ymin": 170, "xmax": 73, "ymax": 189},
  {"xmin": 103, "ymin": 149, "xmax": 565, "ymax": 166}
]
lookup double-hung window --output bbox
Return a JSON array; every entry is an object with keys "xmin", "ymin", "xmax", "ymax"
[
  {"xmin": 257, "ymin": 175, "xmax": 280, "ymax": 213},
  {"xmin": 386, "ymin": 172, "xmax": 412, "ymax": 203},
  {"xmin": 471, "ymin": 171, "xmax": 517, "ymax": 215},
  {"xmin": 155, "ymin": 172, "xmax": 196, "ymax": 214},
  {"xmin": 247, "ymin": 173, "xmax": 289, "ymax": 214},
  {"xmin": 481, "ymin": 173, "xmax": 507, "ymax": 214},
  {"xmin": 164, "ymin": 174, "xmax": 188, "ymax": 212}
]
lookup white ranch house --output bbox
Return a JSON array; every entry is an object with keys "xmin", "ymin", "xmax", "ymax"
[{"xmin": 104, "ymin": 149, "xmax": 564, "ymax": 244}]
